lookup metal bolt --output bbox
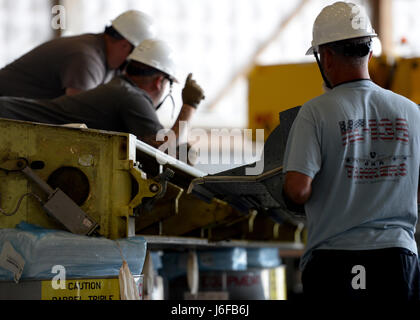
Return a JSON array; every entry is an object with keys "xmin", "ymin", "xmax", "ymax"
[
  {"xmin": 149, "ymin": 184, "xmax": 159, "ymax": 193},
  {"xmin": 135, "ymin": 161, "xmax": 142, "ymax": 169}
]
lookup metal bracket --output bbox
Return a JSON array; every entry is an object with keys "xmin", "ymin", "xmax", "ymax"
[
  {"xmin": 128, "ymin": 161, "xmax": 175, "ymax": 214},
  {"xmin": 128, "ymin": 161, "xmax": 161, "ymax": 210}
]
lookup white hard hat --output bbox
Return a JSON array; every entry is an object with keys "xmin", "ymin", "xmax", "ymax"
[
  {"xmin": 128, "ymin": 39, "xmax": 179, "ymax": 83},
  {"xmin": 111, "ymin": 10, "xmax": 157, "ymax": 47},
  {"xmin": 306, "ymin": 2, "xmax": 377, "ymax": 55}
]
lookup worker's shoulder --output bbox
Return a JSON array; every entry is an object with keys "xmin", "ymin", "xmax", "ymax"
[
  {"xmin": 367, "ymin": 84, "xmax": 420, "ymax": 116},
  {"xmin": 44, "ymin": 33, "xmax": 105, "ymax": 59},
  {"xmin": 305, "ymin": 81, "xmax": 418, "ymax": 110},
  {"xmin": 382, "ymin": 87, "xmax": 419, "ymax": 108},
  {"xmin": 300, "ymin": 92, "xmax": 330, "ymax": 116},
  {"xmin": 302, "ymin": 92, "xmax": 328, "ymax": 107}
]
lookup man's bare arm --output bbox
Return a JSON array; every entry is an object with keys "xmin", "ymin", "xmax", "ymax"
[
  {"xmin": 283, "ymin": 171, "xmax": 313, "ymax": 205},
  {"xmin": 170, "ymin": 104, "xmax": 196, "ymax": 142}
]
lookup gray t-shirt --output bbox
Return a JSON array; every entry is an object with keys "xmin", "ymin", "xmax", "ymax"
[
  {"xmin": 0, "ymin": 33, "xmax": 115, "ymax": 99},
  {"xmin": 283, "ymin": 80, "xmax": 420, "ymax": 270},
  {"xmin": 0, "ymin": 75, "xmax": 164, "ymax": 139}
]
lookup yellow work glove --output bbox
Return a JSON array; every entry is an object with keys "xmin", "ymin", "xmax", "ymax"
[{"xmin": 181, "ymin": 73, "xmax": 205, "ymax": 109}]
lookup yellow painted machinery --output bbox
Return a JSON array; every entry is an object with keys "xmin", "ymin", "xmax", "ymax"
[
  {"xmin": 133, "ymin": 143, "xmax": 252, "ymax": 239},
  {"xmin": 0, "ymin": 118, "xmax": 163, "ymax": 239},
  {"xmin": 0, "ymin": 118, "xmax": 268, "ymax": 243},
  {"xmin": 389, "ymin": 57, "xmax": 420, "ymax": 104},
  {"xmin": 248, "ymin": 62, "xmax": 323, "ymax": 140}
]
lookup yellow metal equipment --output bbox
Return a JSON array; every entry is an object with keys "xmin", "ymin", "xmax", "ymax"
[
  {"xmin": 202, "ymin": 213, "xmax": 304, "ymax": 243},
  {"xmin": 248, "ymin": 62, "xmax": 323, "ymax": 140},
  {"xmin": 138, "ymin": 189, "xmax": 245, "ymax": 237},
  {"xmin": 248, "ymin": 56, "xmax": 420, "ymax": 142},
  {"xmin": 0, "ymin": 118, "xmax": 162, "ymax": 239},
  {"xmin": 390, "ymin": 57, "xmax": 420, "ymax": 104},
  {"xmin": 368, "ymin": 55, "xmax": 394, "ymax": 89}
]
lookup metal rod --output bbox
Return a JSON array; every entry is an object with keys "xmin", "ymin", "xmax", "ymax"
[
  {"xmin": 135, "ymin": 139, "xmax": 207, "ymax": 178},
  {"xmin": 142, "ymin": 235, "xmax": 305, "ymax": 250},
  {"xmin": 21, "ymin": 167, "xmax": 54, "ymax": 196}
]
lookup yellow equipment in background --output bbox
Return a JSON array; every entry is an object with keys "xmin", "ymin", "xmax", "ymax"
[
  {"xmin": 0, "ymin": 118, "xmax": 162, "ymax": 239},
  {"xmin": 248, "ymin": 62, "xmax": 323, "ymax": 140},
  {"xmin": 390, "ymin": 57, "xmax": 420, "ymax": 104},
  {"xmin": 248, "ymin": 56, "xmax": 420, "ymax": 140}
]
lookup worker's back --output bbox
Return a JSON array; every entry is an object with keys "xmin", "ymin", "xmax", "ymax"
[
  {"xmin": 0, "ymin": 34, "xmax": 115, "ymax": 99},
  {"xmin": 284, "ymin": 79, "xmax": 420, "ymax": 269},
  {"xmin": 0, "ymin": 76, "xmax": 163, "ymax": 139}
]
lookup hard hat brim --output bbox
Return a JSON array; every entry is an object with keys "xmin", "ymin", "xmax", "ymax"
[
  {"xmin": 306, "ymin": 46, "xmax": 315, "ymax": 56},
  {"xmin": 306, "ymin": 33, "xmax": 378, "ymax": 56},
  {"xmin": 127, "ymin": 56, "xmax": 180, "ymax": 84},
  {"xmin": 170, "ymin": 77, "xmax": 180, "ymax": 84}
]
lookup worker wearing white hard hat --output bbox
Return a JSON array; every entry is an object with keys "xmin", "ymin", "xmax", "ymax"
[
  {"xmin": 0, "ymin": 39, "xmax": 205, "ymax": 155},
  {"xmin": 305, "ymin": 2, "xmax": 377, "ymax": 56},
  {"xmin": 0, "ymin": 10, "xmax": 156, "ymax": 99},
  {"xmin": 111, "ymin": 10, "xmax": 156, "ymax": 47},
  {"xmin": 282, "ymin": 2, "xmax": 420, "ymax": 300},
  {"xmin": 122, "ymin": 38, "xmax": 205, "ymax": 148},
  {"xmin": 125, "ymin": 39, "xmax": 181, "ymax": 117},
  {"xmin": 306, "ymin": 1, "xmax": 377, "ymax": 89}
]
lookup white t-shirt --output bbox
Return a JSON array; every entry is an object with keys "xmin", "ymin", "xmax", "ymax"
[{"xmin": 283, "ymin": 80, "xmax": 420, "ymax": 270}]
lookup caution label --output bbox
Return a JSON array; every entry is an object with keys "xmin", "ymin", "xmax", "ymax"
[{"xmin": 41, "ymin": 278, "xmax": 120, "ymax": 300}]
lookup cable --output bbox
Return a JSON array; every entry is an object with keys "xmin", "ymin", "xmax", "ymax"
[
  {"xmin": 0, "ymin": 192, "xmax": 44, "ymax": 217},
  {"xmin": 155, "ymin": 79, "xmax": 176, "ymax": 119},
  {"xmin": 313, "ymin": 50, "xmax": 332, "ymax": 89}
]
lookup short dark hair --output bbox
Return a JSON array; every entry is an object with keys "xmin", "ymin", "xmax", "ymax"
[
  {"xmin": 104, "ymin": 25, "xmax": 125, "ymax": 41},
  {"xmin": 323, "ymin": 36, "xmax": 372, "ymax": 58},
  {"xmin": 320, "ymin": 36, "xmax": 372, "ymax": 67},
  {"xmin": 125, "ymin": 61, "xmax": 171, "ymax": 80}
]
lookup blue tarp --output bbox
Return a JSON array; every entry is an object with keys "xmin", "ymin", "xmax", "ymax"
[
  {"xmin": 160, "ymin": 248, "xmax": 247, "ymax": 279},
  {"xmin": 160, "ymin": 247, "xmax": 284, "ymax": 279},
  {"xmin": 246, "ymin": 248, "xmax": 282, "ymax": 269},
  {"xmin": 0, "ymin": 222, "xmax": 147, "ymax": 281}
]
